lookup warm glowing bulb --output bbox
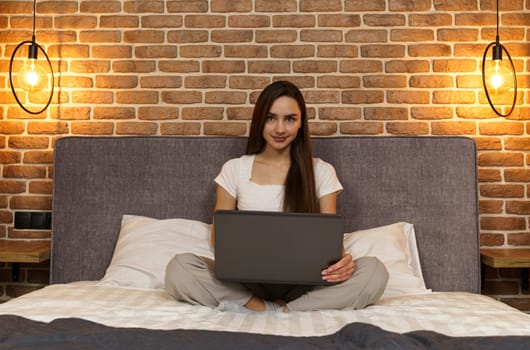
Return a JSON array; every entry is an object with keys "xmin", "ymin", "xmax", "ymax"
[
  {"xmin": 490, "ymin": 62, "xmax": 504, "ymax": 89},
  {"xmin": 485, "ymin": 59, "xmax": 512, "ymax": 96},
  {"xmin": 17, "ymin": 58, "xmax": 48, "ymax": 92}
]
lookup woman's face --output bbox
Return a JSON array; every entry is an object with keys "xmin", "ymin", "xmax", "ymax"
[{"xmin": 262, "ymin": 96, "xmax": 302, "ymax": 153}]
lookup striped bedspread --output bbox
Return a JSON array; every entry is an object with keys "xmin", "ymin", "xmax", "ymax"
[{"xmin": 0, "ymin": 282, "xmax": 528, "ymax": 337}]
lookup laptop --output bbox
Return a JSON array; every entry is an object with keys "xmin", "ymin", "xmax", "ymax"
[{"xmin": 213, "ymin": 210, "xmax": 344, "ymax": 285}]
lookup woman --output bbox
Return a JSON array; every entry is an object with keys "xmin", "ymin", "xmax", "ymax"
[{"xmin": 165, "ymin": 81, "xmax": 388, "ymax": 312}]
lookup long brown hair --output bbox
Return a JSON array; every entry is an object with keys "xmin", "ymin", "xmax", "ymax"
[{"xmin": 246, "ymin": 81, "xmax": 319, "ymax": 213}]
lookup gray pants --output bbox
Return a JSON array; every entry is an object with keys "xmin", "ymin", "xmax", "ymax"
[{"xmin": 165, "ymin": 253, "xmax": 389, "ymax": 312}]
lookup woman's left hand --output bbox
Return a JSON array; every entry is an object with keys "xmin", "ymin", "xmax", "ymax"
[{"xmin": 321, "ymin": 252, "xmax": 355, "ymax": 283}]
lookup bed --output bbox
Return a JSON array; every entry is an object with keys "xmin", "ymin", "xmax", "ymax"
[{"xmin": 1, "ymin": 136, "xmax": 529, "ymax": 349}]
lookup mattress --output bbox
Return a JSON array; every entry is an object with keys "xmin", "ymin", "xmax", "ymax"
[{"xmin": 1, "ymin": 282, "xmax": 528, "ymax": 337}]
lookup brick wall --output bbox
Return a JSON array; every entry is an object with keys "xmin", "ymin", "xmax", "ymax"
[{"xmin": 0, "ymin": 0, "xmax": 529, "ymax": 309}]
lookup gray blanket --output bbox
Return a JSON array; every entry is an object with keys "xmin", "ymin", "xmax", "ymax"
[{"xmin": 0, "ymin": 315, "xmax": 528, "ymax": 350}]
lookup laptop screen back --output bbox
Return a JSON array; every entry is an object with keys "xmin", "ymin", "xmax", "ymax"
[{"xmin": 214, "ymin": 210, "xmax": 344, "ymax": 285}]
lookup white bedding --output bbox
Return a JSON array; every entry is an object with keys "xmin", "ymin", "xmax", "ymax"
[{"xmin": 1, "ymin": 282, "xmax": 528, "ymax": 337}]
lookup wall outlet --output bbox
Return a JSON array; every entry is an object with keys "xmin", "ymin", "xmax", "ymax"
[{"xmin": 14, "ymin": 211, "xmax": 52, "ymax": 230}]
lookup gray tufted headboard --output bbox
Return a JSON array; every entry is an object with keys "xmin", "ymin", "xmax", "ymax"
[{"xmin": 51, "ymin": 136, "xmax": 480, "ymax": 293}]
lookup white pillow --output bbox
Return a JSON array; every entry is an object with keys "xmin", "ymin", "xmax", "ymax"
[
  {"xmin": 98, "ymin": 215, "xmax": 214, "ymax": 290},
  {"xmin": 343, "ymin": 222, "xmax": 431, "ymax": 299}
]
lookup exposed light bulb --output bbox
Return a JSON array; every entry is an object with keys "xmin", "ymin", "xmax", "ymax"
[
  {"xmin": 484, "ymin": 58, "xmax": 512, "ymax": 96},
  {"xmin": 17, "ymin": 58, "xmax": 48, "ymax": 92}
]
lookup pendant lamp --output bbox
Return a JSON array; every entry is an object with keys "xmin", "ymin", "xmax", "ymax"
[
  {"xmin": 481, "ymin": 0, "xmax": 517, "ymax": 117},
  {"xmin": 9, "ymin": 0, "xmax": 54, "ymax": 115}
]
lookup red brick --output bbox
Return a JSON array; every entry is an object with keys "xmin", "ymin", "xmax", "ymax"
[
  {"xmin": 318, "ymin": 14, "xmax": 360, "ymax": 27},
  {"xmin": 345, "ymin": 30, "xmax": 386, "ymax": 43},
  {"xmin": 226, "ymin": 107, "xmax": 253, "ymax": 120},
  {"xmin": 205, "ymin": 91, "xmax": 246, "ymax": 104},
  {"xmin": 478, "ymin": 168, "xmax": 501, "ymax": 182},
  {"xmin": 273, "ymin": 15, "xmax": 315, "ymax": 28},
  {"xmin": 363, "ymin": 75, "xmax": 407, "ymax": 89},
  {"xmin": 29, "ymin": 181, "xmax": 53, "ymax": 195},
  {"xmin": 229, "ymin": 76, "xmax": 270, "ymax": 89},
  {"xmin": 505, "ymin": 169, "xmax": 530, "ymax": 182},
  {"xmin": 389, "ymin": 0, "xmax": 431, "ymax": 11},
  {"xmin": 391, "ymin": 29, "xmax": 434, "ymax": 42},
  {"xmin": 386, "ymin": 122, "xmax": 429, "ymax": 135},
  {"xmin": 228, "ymin": 15, "xmax": 270, "ymax": 28},
  {"xmin": 474, "ymin": 137, "xmax": 502, "ymax": 150},
  {"xmin": 162, "ymin": 91, "xmax": 202, "ymax": 104},
  {"xmin": 365, "ymin": 107, "xmax": 408, "ymax": 120},
  {"xmin": 23, "ymin": 151, "xmax": 54, "ymax": 164},
  {"xmin": 123, "ymin": 0, "xmax": 163, "ymax": 13},
  {"xmin": 431, "ymin": 121, "xmax": 476, "ymax": 135},
  {"xmin": 135, "ymin": 46, "xmax": 178, "ymax": 58},
  {"xmin": 100, "ymin": 15, "xmax": 139, "ymax": 28},
  {"xmin": 478, "ymin": 152, "xmax": 524, "ymax": 167},
  {"xmin": 410, "ymin": 107, "xmax": 453, "ymax": 120},
  {"xmin": 437, "ymin": 29, "xmax": 479, "ymax": 42},
  {"xmin": 409, "ymin": 44, "xmax": 451, "ymax": 57},
  {"xmin": 317, "ymin": 76, "xmax": 360, "ymax": 89},
  {"xmin": 341, "ymin": 60, "xmax": 383, "ymax": 73},
  {"xmin": 344, "ymin": 0, "xmax": 385, "ymax": 11},
  {"xmin": 434, "ymin": 0, "xmax": 478, "ymax": 11},
  {"xmin": 141, "ymin": 15, "xmax": 183, "ymax": 28},
  {"xmin": 293, "ymin": 60, "xmax": 337, "ymax": 74},
  {"xmin": 479, "ymin": 123, "xmax": 524, "ymax": 136},
  {"xmin": 80, "ymin": 1, "xmax": 122, "ymax": 13},
  {"xmin": 480, "ymin": 184, "xmax": 525, "ymax": 198},
  {"xmin": 138, "ymin": 107, "xmax": 179, "ymax": 120},
  {"xmin": 342, "ymin": 90, "xmax": 384, "ymax": 104},
  {"xmin": 202, "ymin": 60, "xmax": 246, "ymax": 73},
  {"xmin": 93, "ymin": 107, "xmax": 136, "ymax": 120},
  {"xmin": 160, "ymin": 122, "xmax": 201, "ymax": 136},
  {"xmin": 0, "ymin": 151, "xmax": 21, "ymax": 164},
  {"xmin": 0, "ymin": 181, "xmax": 26, "ymax": 194},
  {"xmin": 211, "ymin": 30, "xmax": 253, "ymax": 43},
  {"xmin": 71, "ymin": 122, "xmax": 114, "ymax": 135},
  {"xmin": 116, "ymin": 91, "xmax": 159, "ymax": 104},
  {"xmin": 184, "ymin": 15, "xmax": 225, "ymax": 28},
  {"xmin": 479, "ymin": 200, "xmax": 503, "ymax": 214},
  {"xmin": 363, "ymin": 14, "xmax": 405, "ymax": 27},
  {"xmin": 433, "ymin": 59, "xmax": 477, "ymax": 73},
  {"xmin": 203, "ymin": 122, "xmax": 247, "ymax": 136},
  {"xmin": 317, "ymin": 45, "xmax": 358, "ymax": 58},
  {"xmin": 159, "ymin": 60, "xmax": 200, "ymax": 73},
  {"xmin": 301, "ymin": 30, "xmax": 343, "ymax": 43},
  {"xmin": 410, "ymin": 14, "xmax": 452, "ymax": 27},
  {"xmin": 167, "ymin": 30, "xmax": 208, "ymax": 43},
  {"xmin": 92, "ymin": 45, "xmax": 132, "ymax": 58},
  {"xmin": 10, "ymin": 196, "xmax": 52, "ymax": 210},
  {"xmin": 481, "ymin": 217, "xmax": 526, "ymax": 231},
  {"xmin": 506, "ymin": 201, "xmax": 530, "ymax": 215},
  {"xmin": 507, "ymin": 233, "xmax": 530, "ymax": 246},
  {"xmin": 308, "ymin": 122, "xmax": 337, "ymax": 136},
  {"xmin": 361, "ymin": 45, "xmax": 405, "ymax": 58},
  {"xmin": 318, "ymin": 107, "xmax": 361, "ymax": 121},
  {"xmin": 181, "ymin": 107, "xmax": 224, "ymax": 120},
  {"xmin": 271, "ymin": 45, "xmax": 314, "ymax": 58},
  {"xmin": 225, "ymin": 45, "xmax": 268, "ymax": 58},
  {"xmin": 166, "ymin": 1, "xmax": 208, "ymax": 13},
  {"xmin": 300, "ymin": 0, "xmax": 342, "ymax": 11},
  {"xmin": 340, "ymin": 122, "xmax": 383, "ymax": 135},
  {"xmin": 387, "ymin": 91, "xmax": 430, "ymax": 104},
  {"xmin": 116, "ymin": 122, "xmax": 158, "ymax": 135},
  {"xmin": 386, "ymin": 60, "xmax": 430, "ymax": 73}
]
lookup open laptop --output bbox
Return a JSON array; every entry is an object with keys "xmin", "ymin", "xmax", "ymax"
[{"xmin": 213, "ymin": 210, "xmax": 344, "ymax": 285}]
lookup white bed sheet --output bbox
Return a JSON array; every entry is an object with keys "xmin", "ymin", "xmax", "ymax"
[{"xmin": 0, "ymin": 282, "xmax": 529, "ymax": 337}]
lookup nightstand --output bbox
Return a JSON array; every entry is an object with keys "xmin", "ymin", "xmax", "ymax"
[
  {"xmin": 480, "ymin": 248, "xmax": 530, "ymax": 290},
  {"xmin": 0, "ymin": 240, "xmax": 51, "ymax": 281}
]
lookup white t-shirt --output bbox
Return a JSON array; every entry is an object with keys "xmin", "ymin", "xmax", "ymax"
[{"xmin": 214, "ymin": 154, "xmax": 343, "ymax": 211}]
